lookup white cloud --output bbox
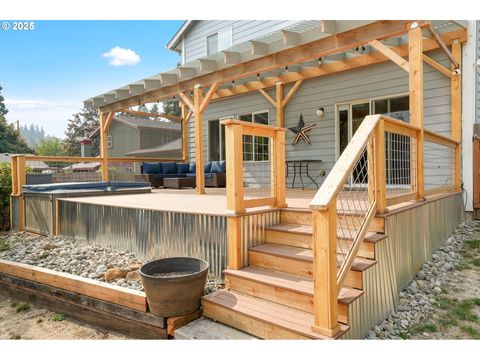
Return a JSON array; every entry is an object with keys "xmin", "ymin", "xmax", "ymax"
[
  {"xmin": 4, "ymin": 98, "xmax": 78, "ymax": 110},
  {"xmin": 102, "ymin": 46, "xmax": 141, "ymax": 67}
]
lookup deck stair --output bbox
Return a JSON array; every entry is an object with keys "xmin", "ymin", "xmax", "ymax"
[{"xmin": 202, "ymin": 208, "xmax": 388, "ymax": 339}]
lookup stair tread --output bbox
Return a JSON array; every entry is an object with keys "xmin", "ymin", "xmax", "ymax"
[
  {"xmin": 249, "ymin": 243, "xmax": 376, "ymax": 271},
  {"xmin": 265, "ymin": 224, "xmax": 386, "ymax": 242},
  {"xmin": 203, "ymin": 289, "xmax": 348, "ymax": 339},
  {"xmin": 225, "ymin": 266, "xmax": 363, "ymax": 304}
]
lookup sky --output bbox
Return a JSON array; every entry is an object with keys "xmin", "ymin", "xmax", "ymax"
[{"xmin": 0, "ymin": 20, "xmax": 183, "ymax": 138}]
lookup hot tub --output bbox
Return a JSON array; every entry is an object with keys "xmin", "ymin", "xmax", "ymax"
[{"xmin": 19, "ymin": 181, "xmax": 151, "ymax": 235}]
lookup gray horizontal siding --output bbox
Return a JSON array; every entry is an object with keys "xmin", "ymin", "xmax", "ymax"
[
  {"xmin": 184, "ymin": 20, "xmax": 299, "ymax": 63},
  {"xmin": 187, "ymin": 49, "xmax": 452, "ymax": 189}
]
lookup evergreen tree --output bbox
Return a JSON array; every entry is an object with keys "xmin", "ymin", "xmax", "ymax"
[
  {"xmin": 162, "ymin": 101, "xmax": 181, "ymax": 117},
  {"xmin": 63, "ymin": 108, "xmax": 99, "ymax": 156},
  {"xmin": 0, "ymin": 86, "xmax": 7, "ymax": 117},
  {"xmin": 150, "ymin": 103, "xmax": 160, "ymax": 114},
  {"xmin": 0, "ymin": 87, "xmax": 31, "ymax": 153}
]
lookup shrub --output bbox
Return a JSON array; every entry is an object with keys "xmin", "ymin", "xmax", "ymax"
[{"xmin": 0, "ymin": 162, "xmax": 12, "ymax": 231}]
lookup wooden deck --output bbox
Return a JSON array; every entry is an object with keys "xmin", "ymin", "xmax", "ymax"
[{"xmin": 59, "ymin": 188, "xmax": 319, "ymax": 216}]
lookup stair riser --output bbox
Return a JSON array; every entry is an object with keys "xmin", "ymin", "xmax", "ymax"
[
  {"xmin": 225, "ymin": 275, "xmax": 349, "ymax": 324},
  {"xmin": 202, "ymin": 300, "xmax": 314, "ymax": 340},
  {"xmin": 265, "ymin": 230, "xmax": 375, "ymax": 259},
  {"xmin": 280, "ymin": 211, "xmax": 385, "ymax": 233},
  {"xmin": 248, "ymin": 251, "xmax": 363, "ymax": 289}
]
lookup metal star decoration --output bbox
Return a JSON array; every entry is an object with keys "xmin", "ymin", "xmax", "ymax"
[{"xmin": 288, "ymin": 113, "xmax": 316, "ymax": 145}]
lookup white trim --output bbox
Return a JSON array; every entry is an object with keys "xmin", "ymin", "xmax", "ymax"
[
  {"xmin": 167, "ymin": 20, "xmax": 193, "ymax": 51},
  {"xmin": 334, "ymin": 92, "xmax": 409, "ymax": 160},
  {"xmin": 461, "ymin": 21, "xmax": 476, "ymax": 211}
]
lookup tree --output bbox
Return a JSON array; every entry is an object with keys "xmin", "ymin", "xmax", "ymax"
[
  {"xmin": 162, "ymin": 101, "xmax": 181, "ymax": 117},
  {"xmin": 35, "ymin": 136, "xmax": 65, "ymax": 156},
  {"xmin": 63, "ymin": 108, "xmax": 99, "ymax": 156},
  {"xmin": 150, "ymin": 103, "xmax": 160, "ymax": 114},
  {"xmin": 0, "ymin": 86, "xmax": 31, "ymax": 154},
  {"xmin": 0, "ymin": 85, "xmax": 7, "ymax": 117}
]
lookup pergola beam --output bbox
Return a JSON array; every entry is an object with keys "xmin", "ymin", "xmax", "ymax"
[
  {"xmin": 422, "ymin": 54, "xmax": 452, "ymax": 78},
  {"xmin": 368, "ymin": 39, "xmax": 409, "ymax": 72},
  {"xmin": 426, "ymin": 24, "xmax": 460, "ymax": 68},
  {"xmin": 98, "ymin": 20, "xmax": 433, "ymax": 113},
  {"xmin": 178, "ymin": 92, "xmax": 194, "ymax": 111},
  {"xmin": 211, "ymin": 29, "xmax": 465, "ymax": 101},
  {"xmin": 121, "ymin": 108, "xmax": 182, "ymax": 121},
  {"xmin": 258, "ymin": 88, "xmax": 276, "ymax": 107}
]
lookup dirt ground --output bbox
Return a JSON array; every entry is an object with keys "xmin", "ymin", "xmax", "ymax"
[
  {"xmin": 409, "ymin": 228, "xmax": 480, "ymax": 339},
  {"xmin": 0, "ymin": 292, "xmax": 130, "ymax": 340}
]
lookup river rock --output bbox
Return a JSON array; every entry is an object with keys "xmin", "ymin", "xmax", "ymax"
[
  {"xmin": 126, "ymin": 270, "xmax": 141, "ymax": 282},
  {"xmin": 104, "ymin": 268, "xmax": 129, "ymax": 281}
]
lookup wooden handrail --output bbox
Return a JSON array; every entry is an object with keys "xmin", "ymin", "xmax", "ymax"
[
  {"xmin": 424, "ymin": 129, "xmax": 459, "ymax": 148},
  {"xmin": 310, "ymin": 115, "xmax": 382, "ymax": 210},
  {"xmin": 21, "ymin": 155, "xmax": 186, "ymax": 163}
]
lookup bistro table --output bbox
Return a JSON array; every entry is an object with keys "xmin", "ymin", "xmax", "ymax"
[{"xmin": 286, "ymin": 159, "xmax": 323, "ymax": 190}]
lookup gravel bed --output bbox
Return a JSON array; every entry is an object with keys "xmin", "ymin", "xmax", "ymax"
[
  {"xmin": 366, "ymin": 219, "xmax": 477, "ymax": 339},
  {"xmin": 0, "ymin": 232, "xmax": 223, "ymax": 295}
]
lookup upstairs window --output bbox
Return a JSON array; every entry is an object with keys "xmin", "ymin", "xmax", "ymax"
[{"xmin": 206, "ymin": 28, "xmax": 232, "ymax": 56}]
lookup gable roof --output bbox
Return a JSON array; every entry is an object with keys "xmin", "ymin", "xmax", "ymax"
[
  {"xmin": 90, "ymin": 115, "xmax": 181, "ymax": 137},
  {"xmin": 167, "ymin": 20, "xmax": 194, "ymax": 52},
  {"xmin": 125, "ymin": 138, "xmax": 182, "ymax": 157}
]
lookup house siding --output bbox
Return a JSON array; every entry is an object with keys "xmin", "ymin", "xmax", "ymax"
[
  {"xmin": 183, "ymin": 20, "xmax": 300, "ymax": 63},
  {"xmin": 108, "ymin": 122, "xmax": 140, "ymax": 157},
  {"xmin": 187, "ymin": 49, "xmax": 452, "ymax": 189}
]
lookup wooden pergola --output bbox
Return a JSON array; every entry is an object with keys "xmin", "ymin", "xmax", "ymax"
[{"xmin": 86, "ymin": 20, "xmax": 466, "ymax": 196}]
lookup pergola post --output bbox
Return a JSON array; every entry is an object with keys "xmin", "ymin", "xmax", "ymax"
[
  {"xmin": 275, "ymin": 82, "xmax": 284, "ymax": 127},
  {"xmin": 451, "ymin": 40, "xmax": 462, "ymax": 190},
  {"xmin": 193, "ymin": 86, "xmax": 206, "ymax": 194},
  {"xmin": 181, "ymin": 102, "xmax": 189, "ymax": 162},
  {"xmin": 99, "ymin": 111, "xmax": 113, "ymax": 181},
  {"xmin": 408, "ymin": 23, "xmax": 425, "ymax": 200}
]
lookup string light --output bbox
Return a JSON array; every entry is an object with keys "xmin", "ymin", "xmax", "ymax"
[
  {"xmin": 232, "ymin": 79, "xmax": 235, "ymax": 86},
  {"xmin": 318, "ymin": 57, "xmax": 322, "ymax": 65},
  {"xmin": 257, "ymin": 73, "xmax": 260, "ymax": 80},
  {"xmin": 285, "ymin": 66, "xmax": 289, "ymax": 73}
]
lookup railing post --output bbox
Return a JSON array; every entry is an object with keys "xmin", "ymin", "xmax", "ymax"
[
  {"xmin": 409, "ymin": 23, "xmax": 425, "ymax": 200},
  {"xmin": 451, "ymin": 40, "xmax": 462, "ymax": 191},
  {"xmin": 225, "ymin": 122, "xmax": 245, "ymax": 270},
  {"xmin": 272, "ymin": 129, "xmax": 287, "ymax": 208},
  {"xmin": 16, "ymin": 155, "xmax": 26, "ymax": 230},
  {"xmin": 311, "ymin": 203, "xmax": 340, "ymax": 338},
  {"xmin": 99, "ymin": 111, "xmax": 110, "ymax": 181},
  {"xmin": 374, "ymin": 120, "xmax": 387, "ymax": 212},
  {"xmin": 10, "ymin": 155, "xmax": 18, "ymax": 196}
]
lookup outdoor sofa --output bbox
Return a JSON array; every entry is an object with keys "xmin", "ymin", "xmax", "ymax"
[{"xmin": 135, "ymin": 161, "xmax": 226, "ymax": 188}]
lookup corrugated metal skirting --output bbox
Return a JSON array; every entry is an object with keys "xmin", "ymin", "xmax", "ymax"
[
  {"xmin": 10, "ymin": 196, "xmax": 20, "ymax": 232},
  {"xmin": 58, "ymin": 201, "xmax": 278, "ymax": 280},
  {"xmin": 345, "ymin": 193, "xmax": 465, "ymax": 339}
]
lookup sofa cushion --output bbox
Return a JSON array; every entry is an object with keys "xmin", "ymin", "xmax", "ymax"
[
  {"xmin": 161, "ymin": 162, "xmax": 177, "ymax": 174},
  {"xmin": 211, "ymin": 160, "xmax": 226, "ymax": 173},
  {"xmin": 204, "ymin": 161, "xmax": 212, "ymax": 173},
  {"xmin": 189, "ymin": 163, "xmax": 196, "ymax": 173},
  {"xmin": 177, "ymin": 163, "xmax": 190, "ymax": 174},
  {"xmin": 186, "ymin": 172, "xmax": 196, "ymax": 178},
  {"xmin": 143, "ymin": 162, "xmax": 162, "ymax": 174}
]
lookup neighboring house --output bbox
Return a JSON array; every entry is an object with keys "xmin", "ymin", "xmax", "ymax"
[
  {"xmin": 90, "ymin": 115, "xmax": 182, "ymax": 159},
  {"xmin": 0, "ymin": 153, "xmax": 50, "ymax": 172}
]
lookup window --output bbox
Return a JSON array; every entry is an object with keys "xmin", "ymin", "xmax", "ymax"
[
  {"xmin": 206, "ymin": 34, "xmax": 218, "ymax": 56},
  {"xmin": 206, "ymin": 28, "xmax": 232, "ymax": 56},
  {"xmin": 238, "ymin": 111, "xmax": 269, "ymax": 162},
  {"xmin": 107, "ymin": 135, "xmax": 113, "ymax": 149},
  {"xmin": 208, "ymin": 117, "xmax": 228, "ymax": 161}
]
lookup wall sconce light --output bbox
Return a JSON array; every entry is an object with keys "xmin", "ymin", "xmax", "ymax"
[{"xmin": 316, "ymin": 107, "xmax": 325, "ymax": 117}]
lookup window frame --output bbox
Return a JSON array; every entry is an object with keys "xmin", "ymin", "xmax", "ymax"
[
  {"xmin": 107, "ymin": 135, "xmax": 113, "ymax": 149},
  {"xmin": 207, "ymin": 116, "xmax": 232, "ymax": 161},
  {"xmin": 237, "ymin": 110, "xmax": 270, "ymax": 163},
  {"xmin": 205, "ymin": 27, "xmax": 233, "ymax": 56}
]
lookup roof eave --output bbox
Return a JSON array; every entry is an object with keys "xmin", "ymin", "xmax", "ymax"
[{"xmin": 166, "ymin": 20, "xmax": 193, "ymax": 51}]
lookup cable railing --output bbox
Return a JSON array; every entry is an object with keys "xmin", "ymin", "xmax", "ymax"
[
  {"xmin": 10, "ymin": 155, "xmax": 185, "ymax": 196},
  {"xmin": 221, "ymin": 119, "xmax": 286, "ymax": 213}
]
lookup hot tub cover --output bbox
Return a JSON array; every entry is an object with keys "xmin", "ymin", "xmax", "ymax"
[{"xmin": 22, "ymin": 181, "xmax": 150, "ymax": 193}]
